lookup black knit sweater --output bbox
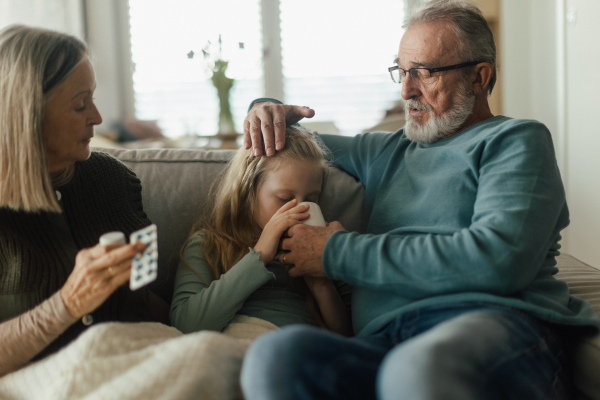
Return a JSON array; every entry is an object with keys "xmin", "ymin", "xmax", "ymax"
[{"xmin": 0, "ymin": 151, "xmax": 153, "ymax": 358}]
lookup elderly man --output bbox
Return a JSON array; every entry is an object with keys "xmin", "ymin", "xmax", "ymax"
[{"xmin": 239, "ymin": 1, "xmax": 599, "ymax": 399}]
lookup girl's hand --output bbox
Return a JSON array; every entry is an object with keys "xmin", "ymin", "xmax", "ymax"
[
  {"xmin": 60, "ymin": 241, "xmax": 146, "ymax": 318},
  {"xmin": 303, "ymin": 275, "xmax": 332, "ymax": 293},
  {"xmin": 253, "ymin": 200, "xmax": 309, "ymax": 264}
]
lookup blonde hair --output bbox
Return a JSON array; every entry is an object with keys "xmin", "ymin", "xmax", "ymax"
[
  {"xmin": 184, "ymin": 125, "xmax": 329, "ymax": 324},
  {"xmin": 0, "ymin": 25, "xmax": 88, "ymax": 212}
]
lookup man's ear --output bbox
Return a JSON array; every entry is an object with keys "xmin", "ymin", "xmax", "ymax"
[{"xmin": 471, "ymin": 62, "xmax": 493, "ymax": 96}]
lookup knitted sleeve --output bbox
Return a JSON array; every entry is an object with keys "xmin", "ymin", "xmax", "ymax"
[{"xmin": 0, "ymin": 291, "xmax": 77, "ymax": 377}]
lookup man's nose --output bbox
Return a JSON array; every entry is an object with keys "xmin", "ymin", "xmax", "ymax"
[{"xmin": 401, "ymin": 73, "xmax": 421, "ymax": 100}]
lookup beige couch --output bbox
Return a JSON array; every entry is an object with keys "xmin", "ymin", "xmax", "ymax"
[{"xmin": 98, "ymin": 147, "xmax": 600, "ymax": 400}]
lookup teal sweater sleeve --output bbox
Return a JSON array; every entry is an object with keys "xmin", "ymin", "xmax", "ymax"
[
  {"xmin": 324, "ymin": 119, "xmax": 568, "ymax": 298},
  {"xmin": 170, "ymin": 233, "xmax": 275, "ymax": 334},
  {"xmin": 317, "ymin": 132, "xmax": 400, "ymax": 183}
]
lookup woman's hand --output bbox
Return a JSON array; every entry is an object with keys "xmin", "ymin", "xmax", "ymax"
[
  {"xmin": 253, "ymin": 200, "xmax": 309, "ymax": 265},
  {"xmin": 60, "ymin": 241, "xmax": 146, "ymax": 318}
]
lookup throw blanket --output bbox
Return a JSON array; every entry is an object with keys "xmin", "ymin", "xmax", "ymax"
[{"xmin": 0, "ymin": 317, "xmax": 278, "ymax": 400}]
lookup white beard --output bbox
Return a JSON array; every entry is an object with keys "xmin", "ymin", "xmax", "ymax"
[{"xmin": 403, "ymin": 86, "xmax": 475, "ymax": 144}]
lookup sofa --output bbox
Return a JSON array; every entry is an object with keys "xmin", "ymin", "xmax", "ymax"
[{"xmin": 98, "ymin": 146, "xmax": 600, "ymax": 400}]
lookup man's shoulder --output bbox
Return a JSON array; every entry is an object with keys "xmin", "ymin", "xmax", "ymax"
[
  {"xmin": 468, "ymin": 116, "xmax": 552, "ymax": 144},
  {"xmin": 476, "ymin": 115, "xmax": 549, "ymax": 133},
  {"xmin": 469, "ymin": 116, "xmax": 557, "ymax": 164}
]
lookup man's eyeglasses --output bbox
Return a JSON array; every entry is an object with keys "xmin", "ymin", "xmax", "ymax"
[{"xmin": 388, "ymin": 61, "xmax": 482, "ymax": 85}]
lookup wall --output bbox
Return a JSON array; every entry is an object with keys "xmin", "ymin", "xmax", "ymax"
[
  {"xmin": 0, "ymin": 0, "xmax": 85, "ymax": 38},
  {"xmin": 501, "ymin": 0, "xmax": 600, "ymax": 266},
  {"xmin": 500, "ymin": 1, "xmax": 558, "ymax": 141}
]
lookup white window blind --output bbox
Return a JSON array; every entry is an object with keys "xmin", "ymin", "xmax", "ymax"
[
  {"xmin": 280, "ymin": 1, "xmax": 404, "ymax": 135},
  {"xmin": 128, "ymin": 0, "xmax": 263, "ymax": 137}
]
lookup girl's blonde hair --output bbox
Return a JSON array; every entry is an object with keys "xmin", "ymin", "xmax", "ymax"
[
  {"xmin": 0, "ymin": 25, "xmax": 88, "ymax": 213},
  {"xmin": 190, "ymin": 125, "xmax": 329, "ymax": 277},
  {"xmin": 183, "ymin": 125, "xmax": 329, "ymax": 324}
]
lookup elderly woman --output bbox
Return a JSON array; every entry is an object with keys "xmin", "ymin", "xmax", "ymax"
[{"xmin": 0, "ymin": 25, "xmax": 155, "ymax": 377}]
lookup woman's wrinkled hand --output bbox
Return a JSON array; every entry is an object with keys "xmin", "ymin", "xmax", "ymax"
[
  {"xmin": 253, "ymin": 200, "xmax": 310, "ymax": 265},
  {"xmin": 60, "ymin": 241, "xmax": 146, "ymax": 318}
]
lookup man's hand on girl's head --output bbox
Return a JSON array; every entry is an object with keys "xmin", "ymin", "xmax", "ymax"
[
  {"xmin": 282, "ymin": 221, "xmax": 344, "ymax": 278},
  {"xmin": 243, "ymin": 102, "xmax": 315, "ymax": 157}
]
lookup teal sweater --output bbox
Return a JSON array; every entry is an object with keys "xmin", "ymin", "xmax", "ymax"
[
  {"xmin": 171, "ymin": 233, "xmax": 351, "ymax": 333},
  {"xmin": 318, "ymin": 115, "xmax": 600, "ymax": 336}
]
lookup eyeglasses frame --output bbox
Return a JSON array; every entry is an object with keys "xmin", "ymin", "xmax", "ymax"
[{"xmin": 388, "ymin": 61, "xmax": 483, "ymax": 84}]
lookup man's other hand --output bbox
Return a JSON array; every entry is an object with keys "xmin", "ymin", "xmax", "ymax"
[
  {"xmin": 243, "ymin": 102, "xmax": 315, "ymax": 156},
  {"xmin": 281, "ymin": 221, "xmax": 344, "ymax": 278}
]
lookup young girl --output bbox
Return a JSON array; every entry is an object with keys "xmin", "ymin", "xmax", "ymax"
[{"xmin": 170, "ymin": 125, "xmax": 352, "ymax": 338}]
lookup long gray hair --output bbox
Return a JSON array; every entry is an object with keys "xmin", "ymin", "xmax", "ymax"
[
  {"xmin": 404, "ymin": 0, "xmax": 497, "ymax": 95},
  {"xmin": 0, "ymin": 25, "xmax": 88, "ymax": 212}
]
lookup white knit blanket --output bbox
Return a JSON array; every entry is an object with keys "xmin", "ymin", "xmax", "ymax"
[{"xmin": 0, "ymin": 317, "xmax": 277, "ymax": 400}]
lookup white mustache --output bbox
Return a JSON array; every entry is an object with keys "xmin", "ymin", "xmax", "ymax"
[{"xmin": 405, "ymin": 100, "xmax": 432, "ymax": 112}]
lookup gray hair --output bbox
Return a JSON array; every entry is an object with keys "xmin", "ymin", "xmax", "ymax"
[
  {"xmin": 0, "ymin": 25, "xmax": 88, "ymax": 212},
  {"xmin": 403, "ymin": 0, "xmax": 497, "ymax": 95}
]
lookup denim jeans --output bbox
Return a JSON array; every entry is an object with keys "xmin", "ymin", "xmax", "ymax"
[{"xmin": 240, "ymin": 301, "xmax": 573, "ymax": 400}]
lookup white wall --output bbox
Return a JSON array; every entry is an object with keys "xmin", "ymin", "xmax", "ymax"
[
  {"xmin": 502, "ymin": 0, "xmax": 600, "ymax": 266},
  {"xmin": 500, "ymin": 1, "xmax": 558, "ymax": 145},
  {"xmin": 0, "ymin": 0, "xmax": 85, "ymax": 38}
]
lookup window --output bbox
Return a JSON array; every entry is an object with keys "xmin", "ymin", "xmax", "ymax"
[
  {"xmin": 128, "ymin": 0, "xmax": 405, "ymax": 137},
  {"xmin": 129, "ymin": 0, "xmax": 262, "ymax": 137},
  {"xmin": 280, "ymin": 1, "xmax": 404, "ymax": 135}
]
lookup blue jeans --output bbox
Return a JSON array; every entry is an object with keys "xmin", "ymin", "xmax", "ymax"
[{"xmin": 240, "ymin": 302, "xmax": 573, "ymax": 400}]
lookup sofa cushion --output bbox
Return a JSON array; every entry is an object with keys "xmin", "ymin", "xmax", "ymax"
[
  {"xmin": 94, "ymin": 147, "xmax": 365, "ymax": 303},
  {"xmin": 555, "ymin": 254, "xmax": 600, "ymax": 400}
]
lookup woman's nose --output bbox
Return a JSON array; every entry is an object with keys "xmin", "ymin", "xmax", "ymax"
[{"xmin": 89, "ymin": 101, "xmax": 103, "ymax": 126}]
